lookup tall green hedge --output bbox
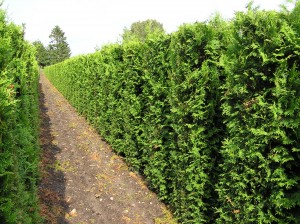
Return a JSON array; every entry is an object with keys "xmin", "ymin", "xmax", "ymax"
[
  {"xmin": 44, "ymin": 6, "xmax": 300, "ymax": 223},
  {"xmin": 217, "ymin": 8, "xmax": 300, "ymax": 223},
  {"xmin": 0, "ymin": 10, "xmax": 41, "ymax": 223}
]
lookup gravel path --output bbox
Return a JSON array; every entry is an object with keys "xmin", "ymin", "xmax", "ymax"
[{"xmin": 38, "ymin": 74, "xmax": 174, "ymax": 224}]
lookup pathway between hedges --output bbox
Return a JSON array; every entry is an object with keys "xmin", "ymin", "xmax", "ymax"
[{"xmin": 38, "ymin": 74, "xmax": 175, "ymax": 224}]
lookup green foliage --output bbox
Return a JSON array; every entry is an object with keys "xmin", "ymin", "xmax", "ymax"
[
  {"xmin": 0, "ymin": 9, "xmax": 41, "ymax": 223},
  {"xmin": 48, "ymin": 25, "xmax": 71, "ymax": 65},
  {"xmin": 165, "ymin": 20, "xmax": 230, "ymax": 223},
  {"xmin": 44, "ymin": 4, "xmax": 300, "ymax": 223},
  {"xmin": 288, "ymin": 0, "xmax": 300, "ymax": 34},
  {"xmin": 45, "ymin": 22, "xmax": 226, "ymax": 223},
  {"xmin": 32, "ymin": 26, "xmax": 71, "ymax": 67},
  {"xmin": 122, "ymin": 19, "xmax": 165, "ymax": 43},
  {"xmin": 32, "ymin": 40, "xmax": 48, "ymax": 67},
  {"xmin": 217, "ymin": 7, "xmax": 300, "ymax": 223}
]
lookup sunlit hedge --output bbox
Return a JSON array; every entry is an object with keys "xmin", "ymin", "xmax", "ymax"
[
  {"xmin": 44, "ymin": 5, "xmax": 300, "ymax": 223},
  {"xmin": 217, "ymin": 8, "xmax": 300, "ymax": 223},
  {"xmin": 0, "ymin": 10, "xmax": 41, "ymax": 223}
]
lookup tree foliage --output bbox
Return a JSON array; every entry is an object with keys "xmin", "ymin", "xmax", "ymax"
[
  {"xmin": 32, "ymin": 26, "xmax": 71, "ymax": 66},
  {"xmin": 32, "ymin": 40, "xmax": 48, "ymax": 67},
  {"xmin": 48, "ymin": 25, "xmax": 71, "ymax": 64},
  {"xmin": 122, "ymin": 19, "xmax": 165, "ymax": 43}
]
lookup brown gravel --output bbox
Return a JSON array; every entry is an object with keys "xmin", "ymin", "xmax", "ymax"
[{"xmin": 38, "ymin": 74, "xmax": 175, "ymax": 224}]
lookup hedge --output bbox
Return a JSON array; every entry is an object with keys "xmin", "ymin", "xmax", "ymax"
[
  {"xmin": 0, "ymin": 10, "xmax": 41, "ymax": 223},
  {"xmin": 216, "ymin": 8, "xmax": 300, "ymax": 223},
  {"xmin": 44, "ymin": 5, "xmax": 300, "ymax": 223}
]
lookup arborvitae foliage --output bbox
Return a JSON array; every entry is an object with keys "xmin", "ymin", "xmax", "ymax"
[
  {"xmin": 44, "ymin": 4, "xmax": 300, "ymax": 223},
  {"xmin": 217, "ymin": 7, "xmax": 300, "ymax": 223},
  {"xmin": 0, "ymin": 10, "xmax": 41, "ymax": 223},
  {"xmin": 44, "ymin": 22, "xmax": 227, "ymax": 223},
  {"xmin": 288, "ymin": 1, "xmax": 300, "ymax": 34},
  {"xmin": 170, "ymin": 17, "xmax": 233, "ymax": 222}
]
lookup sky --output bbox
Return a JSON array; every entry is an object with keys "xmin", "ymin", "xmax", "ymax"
[{"xmin": 2, "ymin": 0, "xmax": 291, "ymax": 56}]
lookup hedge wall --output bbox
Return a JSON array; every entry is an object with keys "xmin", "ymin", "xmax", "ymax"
[
  {"xmin": 44, "ymin": 6, "xmax": 300, "ymax": 223},
  {"xmin": 216, "ymin": 8, "xmax": 300, "ymax": 223},
  {"xmin": 0, "ymin": 10, "xmax": 41, "ymax": 223}
]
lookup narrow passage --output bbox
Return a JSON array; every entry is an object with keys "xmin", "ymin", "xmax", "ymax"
[{"xmin": 38, "ymin": 74, "xmax": 172, "ymax": 224}]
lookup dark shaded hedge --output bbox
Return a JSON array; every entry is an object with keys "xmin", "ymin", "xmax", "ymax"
[
  {"xmin": 44, "ymin": 6, "xmax": 300, "ymax": 223},
  {"xmin": 0, "ymin": 10, "xmax": 41, "ymax": 223}
]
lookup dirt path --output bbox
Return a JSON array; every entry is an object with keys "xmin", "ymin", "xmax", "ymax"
[{"xmin": 38, "ymin": 74, "xmax": 175, "ymax": 224}]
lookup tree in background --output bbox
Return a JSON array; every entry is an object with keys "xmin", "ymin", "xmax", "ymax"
[
  {"xmin": 48, "ymin": 25, "xmax": 71, "ymax": 64},
  {"xmin": 122, "ymin": 19, "xmax": 165, "ymax": 43},
  {"xmin": 32, "ymin": 40, "xmax": 48, "ymax": 67},
  {"xmin": 32, "ymin": 26, "xmax": 71, "ymax": 66}
]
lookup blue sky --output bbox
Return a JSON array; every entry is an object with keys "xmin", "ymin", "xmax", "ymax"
[{"xmin": 2, "ymin": 0, "xmax": 291, "ymax": 56}]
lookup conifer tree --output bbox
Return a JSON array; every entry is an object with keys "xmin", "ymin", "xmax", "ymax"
[{"xmin": 48, "ymin": 25, "xmax": 71, "ymax": 64}]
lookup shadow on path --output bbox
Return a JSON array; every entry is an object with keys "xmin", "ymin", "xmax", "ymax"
[
  {"xmin": 36, "ymin": 74, "xmax": 175, "ymax": 224},
  {"xmin": 38, "ymin": 81, "xmax": 69, "ymax": 224}
]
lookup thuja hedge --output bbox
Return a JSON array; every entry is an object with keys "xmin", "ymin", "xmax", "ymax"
[
  {"xmin": 44, "ymin": 6, "xmax": 300, "ymax": 223},
  {"xmin": 217, "ymin": 8, "xmax": 300, "ymax": 223},
  {"xmin": 0, "ymin": 10, "xmax": 41, "ymax": 223},
  {"xmin": 45, "ymin": 20, "xmax": 227, "ymax": 223}
]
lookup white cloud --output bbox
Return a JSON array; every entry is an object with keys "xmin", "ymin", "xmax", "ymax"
[{"xmin": 3, "ymin": 0, "xmax": 286, "ymax": 56}]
